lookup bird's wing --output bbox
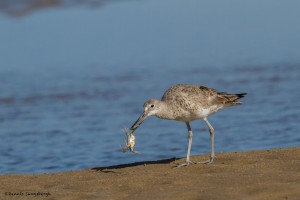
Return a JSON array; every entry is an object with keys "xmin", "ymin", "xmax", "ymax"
[{"xmin": 162, "ymin": 85, "xmax": 222, "ymax": 111}]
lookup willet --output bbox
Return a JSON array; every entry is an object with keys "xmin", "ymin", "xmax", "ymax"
[{"xmin": 127, "ymin": 84, "xmax": 247, "ymax": 167}]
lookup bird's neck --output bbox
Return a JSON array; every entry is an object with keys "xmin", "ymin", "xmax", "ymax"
[{"xmin": 155, "ymin": 101, "xmax": 176, "ymax": 120}]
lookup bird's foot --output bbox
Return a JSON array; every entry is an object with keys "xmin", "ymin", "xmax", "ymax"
[
  {"xmin": 175, "ymin": 160, "xmax": 195, "ymax": 168},
  {"xmin": 200, "ymin": 155, "xmax": 216, "ymax": 164}
]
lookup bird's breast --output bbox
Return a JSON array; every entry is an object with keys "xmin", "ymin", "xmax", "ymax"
[{"xmin": 174, "ymin": 106, "xmax": 221, "ymax": 122}]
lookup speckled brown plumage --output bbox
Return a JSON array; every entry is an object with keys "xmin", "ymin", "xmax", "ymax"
[
  {"xmin": 129, "ymin": 84, "xmax": 247, "ymax": 166},
  {"xmin": 148, "ymin": 84, "xmax": 246, "ymax": 122}
]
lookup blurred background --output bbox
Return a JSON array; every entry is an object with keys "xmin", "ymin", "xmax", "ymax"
[{"xmin": 0, "ymin": 0, "xmax": 299, "ymax": 174}]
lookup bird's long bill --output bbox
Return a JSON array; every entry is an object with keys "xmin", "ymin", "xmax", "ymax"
[{"xmin": 130, "ymin": 111, "xmax": 149, "ymax": 131}]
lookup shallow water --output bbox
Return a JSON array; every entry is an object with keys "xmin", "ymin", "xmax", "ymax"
[{"xmin": 0, "ymin": 0, "xmax": 300, "ymax": 174}]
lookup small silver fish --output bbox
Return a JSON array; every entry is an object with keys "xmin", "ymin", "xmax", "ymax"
[{"xmin": 121, "ymin": 128, "xmax": 140, "ymax": 154}]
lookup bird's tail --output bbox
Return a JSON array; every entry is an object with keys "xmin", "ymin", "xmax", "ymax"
[{"xmin": 221, "ymin": 93, "xmax": 247, "ymax": 107}]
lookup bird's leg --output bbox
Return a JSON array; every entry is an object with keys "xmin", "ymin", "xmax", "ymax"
[
  {"xmin": 201, "ymin": 118, "xmax": 216, "ymax": 164},
  {"xmin": 177, "ymin": 122, "xmax": 195, "ymax": 167}
]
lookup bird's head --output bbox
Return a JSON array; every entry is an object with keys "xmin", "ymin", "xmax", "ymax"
[
  {"xmin": 143, "ymin": 98, "xmax": 161, "ymax": 116},
  {"xmin": 130, "ymin": 99, "xmax": 161, "ymax": 131}
]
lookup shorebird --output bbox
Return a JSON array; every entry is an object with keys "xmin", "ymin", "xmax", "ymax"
[{"xmin": 128, "ymin": 84, "xmax": 247, "ymax": 167}]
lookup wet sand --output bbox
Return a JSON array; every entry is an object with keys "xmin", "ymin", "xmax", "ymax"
[{"xmin": 1, "ymin": 147, "xmax": 299, "ymax": 200}]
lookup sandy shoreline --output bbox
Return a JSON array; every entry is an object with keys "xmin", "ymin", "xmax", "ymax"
[{"xmin": 1, "ymin": 147, "xmax": 299, "ymax": 200}]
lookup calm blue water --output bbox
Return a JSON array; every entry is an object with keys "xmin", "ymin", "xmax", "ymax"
[{"xmin": 0, "ymin": 0, "xmax": 300, "ymax": 174}]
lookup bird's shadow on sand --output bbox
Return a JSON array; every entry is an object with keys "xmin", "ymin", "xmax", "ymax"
[{"xmin": 90, "ymin": 157, "xmax": 177, "ymax": 173}]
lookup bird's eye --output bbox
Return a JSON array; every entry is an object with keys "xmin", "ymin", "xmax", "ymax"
[{"xmin": 150, "ymin": 104, "xmax": 154, "ymax": 108}]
